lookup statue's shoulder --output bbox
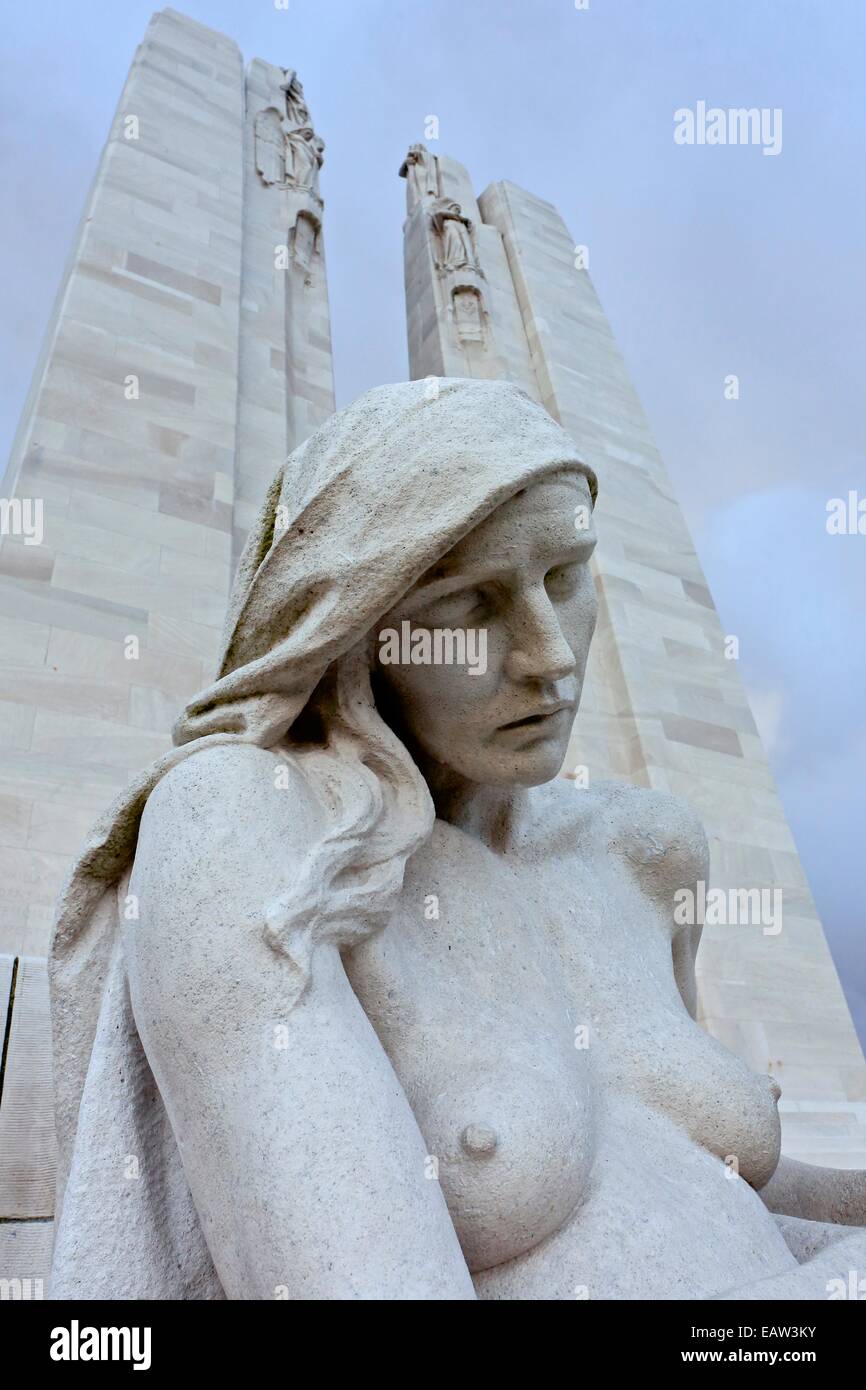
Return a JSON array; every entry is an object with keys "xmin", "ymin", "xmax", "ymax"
[
  {"xmin": 538, "ymin": 776, "xmax": 708, "ymax": 897},
  {"xmin": 139, "ymin": 742, "xmax": 325, "ymax": 862},
  {"xmin": 129, "ymin": 743, "xmax": 331, "ymax": 976},
  {"xmin": 590, "ymin": 779, "xmax": 709, "ymax": 898}
]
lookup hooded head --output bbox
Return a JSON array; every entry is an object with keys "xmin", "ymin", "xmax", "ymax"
[{"xmin": 174, "ymin": 375, "xmax": 596, "ymax": 747}]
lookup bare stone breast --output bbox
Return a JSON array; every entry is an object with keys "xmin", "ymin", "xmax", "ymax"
[
  {"xmin": 410, "ymin": 1043, "xmax": 594, "ymax": 1271},
  {"xmin": 534, "ymin": 849, "xmax": 783, "ymax": 1190},
  {"xmin": 529, "ymin": 779, "xmax": 784, "ymax": 1189}
]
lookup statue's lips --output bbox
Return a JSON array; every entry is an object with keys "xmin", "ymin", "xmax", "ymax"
[{"xmin": 496, "ymin": 702, "xmax": 574, "ymax": 734}]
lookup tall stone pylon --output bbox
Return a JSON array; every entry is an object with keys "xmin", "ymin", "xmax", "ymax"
[
  {"xmin": 400, "ymin": 145, "xmax": 866, "ymax": 1166},
  {"xmin": 0, "ymin": 9, "xmax": 334, "ymax": 962},
  {"xmin": 236, "ymin": 55, "xmax": 334, "ymax": 562},
  {"xmin": 0, "ymin": 8, "xmax": 334, "ymax": 1241}
]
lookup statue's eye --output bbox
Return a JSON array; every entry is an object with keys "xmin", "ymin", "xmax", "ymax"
[
  {"xmin": 451, "ymin": 585, "xmax": 494, "ymax": 620},
  {"xmin": 418, "ymin": 583, "xmax": 494, "ymax": 628},
  {"xmin": 545, "ymin": 564, "xmax": 581, "ymax": 600}
]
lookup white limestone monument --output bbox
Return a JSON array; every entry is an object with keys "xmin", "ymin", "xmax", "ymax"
[{"xmin": 0, "ymin": 8, "xmax": 864, "ymax": 1297}]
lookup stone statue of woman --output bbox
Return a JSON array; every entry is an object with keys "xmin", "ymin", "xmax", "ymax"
[
  {"xmin": 48, "ymin": 379, "xmax": 866, "ymax": 1300},
  {"xmin": 283, "ymin": 124, "xmax": 324, "ymax": 197},
  {"xmin": 431, "ymin": 198, "xmax": 478, "ymax": 273},
  {"xmin": 400, "ymin": 143, "xmax": 441, "ymax": 209}
]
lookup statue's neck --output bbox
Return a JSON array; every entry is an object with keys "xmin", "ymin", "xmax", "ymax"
[{"xmin": 421, "ymin": 757, "xmax": 529, "ymax": 855}]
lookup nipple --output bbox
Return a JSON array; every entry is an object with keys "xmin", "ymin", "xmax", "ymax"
[
  {"xmin": 768, "ymin": 1076, "xmax": 782, "ymax": 1103},
  {"xmin": 460, "ymin": 1123, "xmax": 498, "ymax": 1158}
]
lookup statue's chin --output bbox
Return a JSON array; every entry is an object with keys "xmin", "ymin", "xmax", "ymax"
[
  {"xmin": 455, "ymin": 742, "xmax": 572, "ymax": 789},
  {"xmin": 508, "ymin": 760, "xmax": 569, "ymax": 789},
  {"xmin": 494, "ymin": 722, "xmax": 577, "ymax": 788}
]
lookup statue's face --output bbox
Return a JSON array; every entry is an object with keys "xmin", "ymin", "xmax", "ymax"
[{"xmin": 374, "ymin": 474, "xmax": 597, "ymax": 787}]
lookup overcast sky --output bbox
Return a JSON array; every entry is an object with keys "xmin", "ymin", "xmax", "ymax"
[{"xmin": 1, "ymin": 0, "xmax": 864, "ymax": 1041}]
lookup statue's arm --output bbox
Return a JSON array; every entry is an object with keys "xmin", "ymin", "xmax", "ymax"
[
  {"xmin": 757, "ymin": 1155, "xmax": 866, "ymax": 1226},
  {"xmin": 615, "ymin": 785, "xmax": 709, "ymax": 1018},
  {"xmin": 125, "ymin": 745, "xmax": 475, "ymax": 1300},
  {"xmin": 659, "ymin": 798, "xmax": 709, "ymax": 1022}
]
